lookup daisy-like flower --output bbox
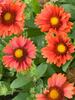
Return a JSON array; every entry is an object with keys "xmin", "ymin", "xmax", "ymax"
[
  {"xmin": 36, "ymin": 73, "xmax": 75, "ymax": 100},
  {"xmin": 2, "ymin": 36, "xmax": 36, "ymax": 72},
  {"xmin": 0, "ymin": 0, "xmax": 26, "ymax": 37},
  {"xmin": 41, "ymin": 33, "xmax": 74, "ymax": 67},
  {"xmin": 35, "ymin": 5, "xmax": 73, "ymax": 34}
]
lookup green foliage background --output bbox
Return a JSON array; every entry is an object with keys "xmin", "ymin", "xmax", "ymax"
[{"xmin": 0, "ymin": 0, "xmax": 75, "ymax": 100}]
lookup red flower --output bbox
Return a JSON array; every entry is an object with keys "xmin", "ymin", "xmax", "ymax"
[
  {"xmin": 0, "ymin": 0, "xmax": 26, "ymax": 37},
  {"xmin": 41, "ymin": 33, "xmax": 74, "ymax": 67},
  {"xmin": 0, "ymin": 0, "xmax": 5, "ymax": 4},
  {"xmin": 36, "ymin": 73, "xmax": 75, "ymax": 100},
  {"xmin": 35, "ymin": 5, "xmax": 73, "ymax": 35},
  {"xmin": 3, "ymin": 36, "xmax": 36, "ymax": 72}
]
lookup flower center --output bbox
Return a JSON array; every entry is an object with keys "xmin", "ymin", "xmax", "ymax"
[
  {"xmin": 49, "ymin": 89, "xmax": 59, "ymax": 99},
  {"xmin": 57, "ymin": 44, "xmax": 66, "ymax": 54},
  {"xmin": 4, "ymin": 12, "xmax": 12, "ymax": 21},
  {"xmin": 14, "ymin": 49, "xmax": 23, "ymax": 58},
  {"xmin": 1, "ymin": 10, "xmax": 16, "ymax": 25},
  {"xmin": 50, "ymin": 17, "xmax": 59, "ymax": 26}
]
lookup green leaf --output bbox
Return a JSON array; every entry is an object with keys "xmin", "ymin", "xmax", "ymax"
[
  {"xmin": 32, "ymin": 35, "xmax": 45, "ymax": 49},
  {"xmin": 62, "ymin": 4, "xmax": 75, "ymax": 21},
  {"xmin": 34, "ymin": 79, "xmax": 43, "ymax": 93},
  {"xmin": 24, "ymin": 0, "xmax": 31, "ymax": 4},
  {"xmin": 72, "ymin": 96, "xmax": 75, "ymax": 100},
  {"xmin": 68, "ymin": 22, "xmax": 75, "ymax": 39},
  {"xmin": 31, "ymin": 0, "xmax": 41, "ymax": 14},
  {"xmin": 12, "ymin": 92, "xmax": 28, "ymax": 100},
  {"xmin": 10, "ymin": 74, "xmax": 32, "ymax": 89},
  {"xmin": 27, "ymin": 28, "xmax": 44, "ymax": 37},
  {"xmin": 45, "ymin": 64, "xmax": 55, "ymax": 77},
  {"xmin": 36, "ymin": 63, "xmax": 48, "ymax": 79},
  {"xmin": 62, "ymin": 60, "xmax": 72, "ymax": 72},
  {"xmin": 25, "ymin": 6, "xmax": 36, "ymax": 28},
  {"xmin": 59, "ymin": 0, "xmax": 75, "ymax": 5}
]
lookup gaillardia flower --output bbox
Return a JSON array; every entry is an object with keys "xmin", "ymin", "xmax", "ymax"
[
  {"xmin": 41, "ymin": 33, "xmax": 74, "ymax": 67},
  {"xmin": 36, "ymin": 73, "xmax": 75, "ymax": 100},
  {"xmin": 35, "ymin": 5, "xmax": 73, "ymax": 34},
  {"xmin": 0, "ymin": 0, "xmax": 5, "ymax": 4},
  {"xmin": 3, "ymin": 36, "xmax": 36, "ymax": 72},
  {"xmin": 0, "ymin": 0, "xmax": 26, "ymax": 37}
]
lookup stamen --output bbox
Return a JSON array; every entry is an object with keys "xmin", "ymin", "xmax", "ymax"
[
  {"xmin": 57, "ymin": 44, "xmax": 66, "ymax": 54},
  {"xmin": 14, "ymin": 49, "xmax": 23, "ymax": 58},
  {"xmin": 48, "ymin": 89, "xmax": 59, "ymax": 99},
  {"xmin": 50, "ymin": 17, "xmax": 59, "ymax": 26},
  {"xmin": 4, "ymin": 12, "xmax": 11, "ymax": 21}
]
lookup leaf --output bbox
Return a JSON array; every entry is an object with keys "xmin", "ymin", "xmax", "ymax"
[
  {"xmin": 31, "ymin": 0, "xmax": 41, "ymax": 14},
  {"xmin": 45, "ymin": 64, "xmax": 55, "ymax": 77},
  {"xmin": 10, "ymin": 74, "xmax": 32, "ymax": 89},
  {"xmin": 12, "ymin": 92, "xmax": 28, "ymax": 100},
  {"xmin": 60, "ymin": 0, "xmax": 75, "ymax": 5},
  {"xmin": 36, "ymin": 63, "xmax": 48, "ymax": 79},
  {"xmin": 62, "ymin": 4, "xmax": 75, "ymax": 21},
  {"xmin": 72, "ymin": 97, "xmax": 75, "ymax": 100},
  {"xmin": 25, "ymin": 7, "xmax": 36, "ymax": 28},
  {"xmin": 24, "ymin": 0, "xmax": 31, "ymax": 4},
  {"xmin": 68, "ymin": 22, "xmax": 75, "ymax": 39},
  {"xmin": 62, "ymin": 60, "xmax": 72, "ymax": 72},
  {"xmin": 27, "ymin": 28, "xmax": 44, "ymax": 37},
  {"xmin": 32, "ymin": 35, "xmax": 45, "ymax": 49}
]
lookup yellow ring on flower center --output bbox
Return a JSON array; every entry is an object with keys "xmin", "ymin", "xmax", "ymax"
[
  {"xmin": 15, "ymin": 49, "xmax": 23, "ymax": 58},
  {"xmin": 49, "ymin": 89, "xmax": 59, "ymax": 99},
  {"xmin": 4, "ymin": 12, "xmax": 11, "ymax": 21},
  {"xmin": 57, "ymin": 44, "xmax": 66, "ymax": 53},
  {"xmin": 50, "ymin": 17, "xmax": 59, "ymax": 26}
]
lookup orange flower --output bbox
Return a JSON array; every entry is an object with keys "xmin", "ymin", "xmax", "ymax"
[
  {"xmin": 0, "ymin": 0, "xmax": 26, "ymax": 37},
  {"xmin": 2, "ymin": 36, "xmax": 36, "ymax": 72},
  {"xmin": 36, "ymin": 73, "xmax": 75, "ymax": 100},
  {"xmin": 41, "ymin": 33, "xmax": 74, "ymax": 67},
  {"xmin": 35, "ymin": 5, "xmax": 73, "ymax": 34}
]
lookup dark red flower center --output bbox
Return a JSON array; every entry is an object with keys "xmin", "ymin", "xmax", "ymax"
[
  {"xmin": 1, "ymin": 10, "xmax": 16, "ymax": 25},
  {"xmin": 50, "ymin": 16, "xmax": 61, "ymax": 28},
  {"xmin": 15, "ymin": 49, "xmax": 23, "ymax": 58},
  {"xmin": 50, "ymin": 17, "xmax": 59, "ymax": 25},
  {"xmin": 47, "ymin": 87, "xmax": 64, "ymax": 100},
  {"xmin": 57, "ymin": 43, "xmax": 67, "ymax": 54},
  {"xmin": 14, "ymin": 48, "xmax": 28, "ymax": 62}
]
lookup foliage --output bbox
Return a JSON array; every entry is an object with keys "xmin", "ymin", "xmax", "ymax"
[{"xmin": 0, "ymin": 0, "xmax": 75, "ymax": 100}]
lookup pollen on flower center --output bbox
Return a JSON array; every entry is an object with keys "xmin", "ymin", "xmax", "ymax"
[
  {"xmin": 57, "ymin": 44, "xmax": 66, "ymax": 53},
  {"xmin": 4, "ymin": 12, "xmax": 12, "ymax": 21},
  {"xmin": 14, "ymin": 49, "xmax": 23, "ymax": 58},
  {"xmin": 49, "ymin": 89, "xmax": 59, "ymax": 99},
  {"xmin": 50, "ymin": 17, "xmax": 59, "ymax": 26}
]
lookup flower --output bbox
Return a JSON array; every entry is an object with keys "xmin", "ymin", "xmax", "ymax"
[
  {"xmin": 0, "ymin": 0, "xmax": 26, "ymax": 37},
  {"xmin": 2, "ymin": 36, "xmax": 36, "ymax": 72},
  {"xmin": 36, "ymin": 73, "xmax": 75, "ymax": 100},
  {"xmin": 35, "ymin": 5, "xmax": 73, "ymax": 34},
  {"xmin": 0, "ymin": 0, "xmax": 5, "ymax": 4},
  {"xmin": 41, "ymin": 33, "xmax": 74, "ymax": 67}
]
